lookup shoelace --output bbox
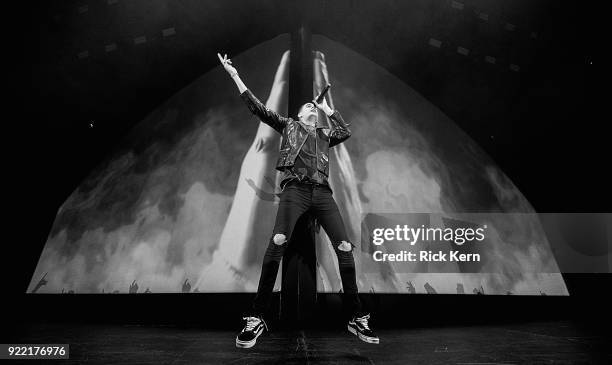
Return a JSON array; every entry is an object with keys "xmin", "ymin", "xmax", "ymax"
[
  {"xmin": 242, "ymin": 316, "xmax": 261, "ymax": 332},
  {"xmin": 355, "ymin": 314, "xmax": 371, "ymax": 330}
]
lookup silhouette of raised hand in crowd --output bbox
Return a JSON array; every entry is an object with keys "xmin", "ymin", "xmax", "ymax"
[
  {"xmin": 424, "ymin": 282, "xmax": 437, "ymax": 294},
  {"xmin": 31, "ymin": 272, "xmax": 48, "ymax": 293},
  {"xmin": 129, "ymin": 280, "xmax": 139, "ymax": 294},
  {"xmin": 406, "ymin": 281, "xmax": 416, "ymax": 294},
  {"xmin": 182, "ymin": 279, "xmax": 191, "ymax": 293}
]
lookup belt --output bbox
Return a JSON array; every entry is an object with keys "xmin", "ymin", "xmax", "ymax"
[{"xmin": 281, "ymin": 176, "xmax": 328, "ymax": 190}]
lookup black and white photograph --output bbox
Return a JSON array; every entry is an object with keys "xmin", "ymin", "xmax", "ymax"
[{"xmin": 4, "ymin": 0, "xmax": 609, "ymax": 363}]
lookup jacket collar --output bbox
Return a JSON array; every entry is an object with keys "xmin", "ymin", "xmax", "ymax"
[{"xmin": 295, "ymin": 118, "xmax": 329, "ymax": 131}]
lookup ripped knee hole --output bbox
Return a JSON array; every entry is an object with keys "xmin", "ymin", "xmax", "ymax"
[
  {"xmin": 337, "ymin": 241, "xmax": 352, "ymax": 252},
  {"xmin": 273, "ymin": 233, "xmax": 287, "ymax": 246}
]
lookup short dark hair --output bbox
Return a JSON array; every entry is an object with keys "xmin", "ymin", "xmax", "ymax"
[{"xmin": 298, "ymin": 102, "xmax": 315, "ymax": 118}]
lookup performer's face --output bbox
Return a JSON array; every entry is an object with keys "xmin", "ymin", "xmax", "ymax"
[{"xmin": 298, "ymin": 103, "xmax": 318, "ymax": 125}]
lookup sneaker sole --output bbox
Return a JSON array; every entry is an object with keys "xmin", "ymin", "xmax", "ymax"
[
  {"xmin": 236, "ymin": 327, "xmax": 264, "ymax": 349},
  {"xmin": 348, "ymin": 325, "xmax": 379, "ymax": 344}
]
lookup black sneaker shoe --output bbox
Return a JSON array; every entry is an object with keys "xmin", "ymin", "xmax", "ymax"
[
  {"xmin": 348, "ymin": 313, "xmax": 379, "ymax": 344},
  {"xmin": 236, "ymin": 316, "xmax": 267, "ymax": 348}
]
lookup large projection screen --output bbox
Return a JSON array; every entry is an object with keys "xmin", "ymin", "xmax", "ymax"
[{"xmin": 27, "ymin": 34, "xmax": 567, "ymax": 296}]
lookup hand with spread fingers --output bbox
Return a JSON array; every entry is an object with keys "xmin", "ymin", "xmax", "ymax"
[
  {"xmin": 219, "ymin": 52, "xmax": 247, "ymax": 93},
  {"xmin": 218, "ymin": 53, "xmax": 238, "ymax": 78}
]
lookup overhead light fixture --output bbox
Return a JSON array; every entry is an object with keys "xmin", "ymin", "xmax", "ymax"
[
  {"xmin": 428, "ymin": 38, "xmax": 442, "ymax": 48},
  {"xmin": 134, "ymin": 36, "xmax": 147, "ymax": 45},
  {"xmin": 451, "ymin": 1, "xmax": 464, "ymax": 10},
  {"xmin": 105, "ymin": 43, "xmax": 117, "ymax": 53},
  {"xmin": 478, "ymin": 12, "xmax": 489, "ymax": 21},
  {"xmin": 77, "ymin": 50, "xmax": 89, "ymax": 59},
  {"xmin": 162, "ymin": 27, "xmax": 176, "ymax": 37},
  {"xmin": 509, "ymin": 64, "xmax": 520, "ymax": 72},
  {"xmin": 457, "ymin": 46, "xmax": 469, "ymax": 56},
  {"xmin": 485, "ymin": 56, "xmax": 496, "ymax": 64}
]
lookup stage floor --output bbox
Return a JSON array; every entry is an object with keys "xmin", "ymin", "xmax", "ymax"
[{"xmin": 8, "ymin": 320, "xmax": 610, "ymax": 364}]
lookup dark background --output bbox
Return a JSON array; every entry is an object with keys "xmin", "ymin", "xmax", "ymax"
[{"xmin": 6, "ymin": 0, "xmax": 607, "ymax": 327}]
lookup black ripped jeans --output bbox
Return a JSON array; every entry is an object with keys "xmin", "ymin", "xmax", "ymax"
[{"xmin": 251, "ymin": 179, "xmax": 363, "ymax": 317}]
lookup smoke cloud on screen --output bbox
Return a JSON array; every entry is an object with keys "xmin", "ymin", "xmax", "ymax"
[
  {"xmin": 343, "ymin": 100, "xmax": 563, "ymax": 294},
  {"xmin": 30, "ymin": 109, "xmax": 244, "ymax": 293}
]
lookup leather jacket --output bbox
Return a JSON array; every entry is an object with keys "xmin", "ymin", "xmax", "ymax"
[{"xmin": 241, "ymin": 89, "xmax": 351, "ymax": 177}]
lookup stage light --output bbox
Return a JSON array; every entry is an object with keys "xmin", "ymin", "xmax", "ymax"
[
  {"xmin": 451, "ymin": 1, "xmax": 464, "ymax": 10},
  {"xmin": 162, "ymin": 27, "xmax": 176, "ymax": 37},
  {"xmin": 134, "ymin": 36, "xmax": 147, "ymax": 45},
  {"xmin": 77, "ymin": 50, "xmax": 89, "ymax": 59},
  {"xmin": 429, "ymin": 38, "xmax": 442, "ymax": 48},
  {"xmin": 78, "ymin": 5, "xmax": 88, "ymax": 14},
  {"xmin": 457, "ymin": 46, "xmax": 469, "ymax": 56},
  {"xmin": 105, "ymin": 43, "xmax": 117, "ymax": 53},
  {"xmin": 485, "ymin": 56, "xmax": 496, "ymax": 64},
  {"xmin": 509, "ymin": 64, "xmax": 520, "ymax": 72},
  {"xmin": 505, "ymin": 23, "xmax": 516, "ymax": 31},
  {"xmin": 478, "ymin": 12, "xmax": 489, "ymax": 21}
]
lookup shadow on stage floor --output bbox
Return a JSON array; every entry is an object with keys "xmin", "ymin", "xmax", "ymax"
[{"xmin": 8, "ymin": 320, "xmax": 610, "ymax": 364}]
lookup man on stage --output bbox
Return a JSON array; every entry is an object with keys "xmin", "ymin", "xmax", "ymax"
[{"xmin": 217, "ymin": 53, "xmax": 379, "ymax": 348}]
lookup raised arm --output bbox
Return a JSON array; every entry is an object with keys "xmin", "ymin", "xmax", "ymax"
[
  {"xmin": 218, "ymin": 53, "xmax": 288, "ymax": 134},
  {"xmin": 313, "ymin": 97, "xmax": 351, "ymax": 147}
]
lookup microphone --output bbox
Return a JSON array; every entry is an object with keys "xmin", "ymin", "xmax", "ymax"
[{"xmin": 314, "ymin": 84, "xmax": 331, "ymax": 103}]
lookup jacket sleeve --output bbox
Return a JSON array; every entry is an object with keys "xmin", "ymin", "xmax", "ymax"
[
  {"xmin": 240, "ymin": 89, "xmax": 288, "ymax": 134},
  {"xmin": 328, "ymin": 110, "xmax": 352, "ymax": 148}
]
